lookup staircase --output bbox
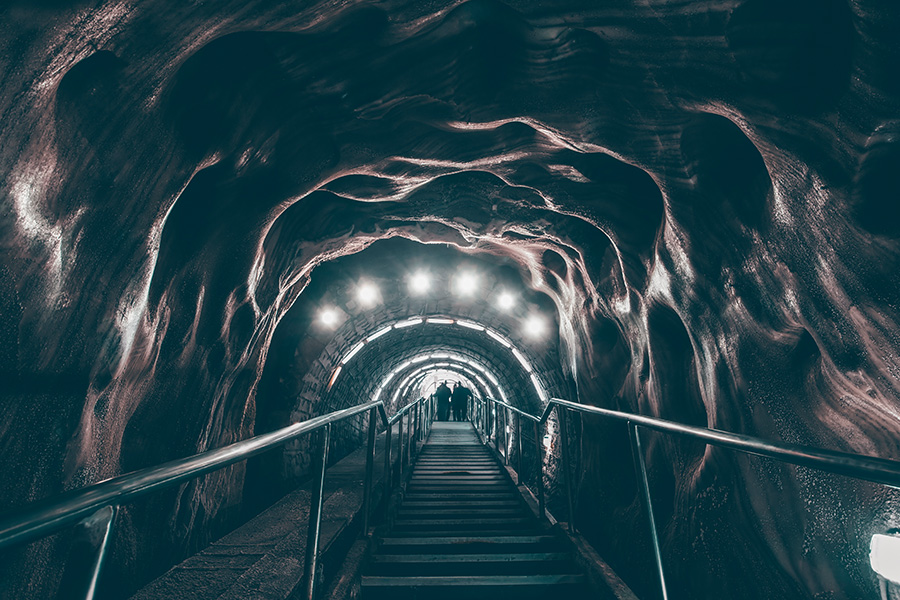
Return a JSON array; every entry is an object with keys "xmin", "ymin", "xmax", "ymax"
[{"xmin": 361, "ymin": 422, "xmax": 591, "ymax": 599}]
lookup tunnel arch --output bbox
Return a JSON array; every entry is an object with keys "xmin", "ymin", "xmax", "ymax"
[
  {"xmin": 326, "ymin": 315, "xmax": 549, "ymax": 405},
  {"xmin": 390, "ymin": 363, "xmax": 491, "ymax": 406}
]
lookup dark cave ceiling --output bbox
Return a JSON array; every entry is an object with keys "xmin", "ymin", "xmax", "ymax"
[{"xmin": 2, "ymin": 0, "xmax": 900, "ymax": 598}]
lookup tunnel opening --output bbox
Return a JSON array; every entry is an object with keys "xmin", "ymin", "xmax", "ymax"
[{"xmin": 246, "ymin": 236, "xmax": 573, "ymax": 517}]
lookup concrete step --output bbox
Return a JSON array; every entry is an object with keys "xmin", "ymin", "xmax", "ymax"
[
  {"xmin": 400, "ymin": 499, "xmax": 522, "ymax": 508},
  {"xmin": 397, "ymin": 508, "xmax": 526, "ymax": 519},
  {"xmin": 391, "ymin": 520, "xmax": 535, "ymax": 534},
  {"xmin": 367, "ymin": 553, "xmax": 577, "ymax": 576},
  {"xmin": 402, "ymin": 492, "xmax": 518, "ymax": 500},
  {"xmin": 377, "ymin": 535, "xmax": 564, "ymax": 554},
  {"xmin": 383, "ymin": 528, "xmax": 550, "ymax": 538},
  {"xmin": 360, "ymin": 574, "xmax": 590, "ymax": 599}
]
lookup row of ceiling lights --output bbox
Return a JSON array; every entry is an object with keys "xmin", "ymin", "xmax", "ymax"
[{"xmin": 318, "ymin": 269, "xmax": 548, "ymax": 339}]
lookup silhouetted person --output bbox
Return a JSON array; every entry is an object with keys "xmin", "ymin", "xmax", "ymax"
[
  {"xmin": 451, "ymin": 382, "xmax": 470, "ymax": 421},
  {"xmin": 458, "ymin": 384, "xmax": 472, "ymax": 420},
  {"xmin": 435, "ymin": 381, "xmax": 452, "ymax": 421}
]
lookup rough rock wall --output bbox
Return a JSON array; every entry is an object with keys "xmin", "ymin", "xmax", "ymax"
[{"xmin": 1, "ymin": 0, "xmax": 899, "ymax": 598}]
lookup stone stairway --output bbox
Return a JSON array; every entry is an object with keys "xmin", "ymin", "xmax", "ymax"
[{"xmin": 360, "ymin": 421, "xmax": 591, "ymax": 599}]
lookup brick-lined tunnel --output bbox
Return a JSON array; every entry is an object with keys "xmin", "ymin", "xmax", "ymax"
[{"xmin": 2, "ymin": 0, "xmax": 900, "ymax": 599}]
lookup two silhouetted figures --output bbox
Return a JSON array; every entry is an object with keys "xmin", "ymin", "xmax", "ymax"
[{"xmin": 434, "ymin": 381, "xmax": 472, "ymax": 421}]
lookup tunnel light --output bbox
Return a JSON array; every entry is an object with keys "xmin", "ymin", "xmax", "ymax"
[
  {"xmin": 496, "ymin": 290, "xmax": 516, "ymax": 311},
  {"xmin": 531, "ymin": 373, "xmax": 548, "ymax": 401},
  {"xmin": 327, "ymin": 366, "xmax": 342, "ymax": 390},
  {"xmin": 524, "ymin": 315, "xmax": 546, "ymax": 339},
  {"xmin": 457, "ymin": 320, "xmax": 485, "ymax": 331},
  {"xmin": 319, "ymin": 308, "xmax": 339, "ymax": 327},
  {"xmin": 453, "ymin": 270, "xmax": 479, "ymax": 296},
  {"xmin": 512, "ymin": 347, "xmax": 533, "ymax": 372},
  {"xmin": 367, "ymin": 325, "xmax": 392, "ymax": 342},
  {"xmin": 395, "ymin": 318, "xmax": 423, "ymax": 328},
  {"xmin": 426, "ymin": 317, "xmax": 454, "ymax": 325},
  {"xmin": 357, "ymin": 282, "xmax": 380, "ymax": 307},
  {"xmin": 485, "ymin": 328, "xmax": 512, "ymax": 348},
  {"xmin": 871, "ymin": 533, "xmax": 900, "ymax": 583},
  {"xmin": 341, "ymin": 341, "xmax": 366, "ymax": 364},
  {"xmin": 485, "ymin": 370, "xmax": 500, "ymax": 387},
  {"xmin": 409, "ymin": 271, "xmax": 431, "ymax": 295}
]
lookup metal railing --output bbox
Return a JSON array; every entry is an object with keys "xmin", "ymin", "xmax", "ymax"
[
  {"xmin": 0, "ymin": 395, "xmax": 433, "ymax": 600},
  {"xmin": 473, "ymin": 395, "xmax": 900, "ymax": 600}
]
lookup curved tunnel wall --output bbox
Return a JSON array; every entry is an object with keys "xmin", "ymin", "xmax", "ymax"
[{"xmin": 2, "ymin": 1, "xmax": 900, "ymax": 599}]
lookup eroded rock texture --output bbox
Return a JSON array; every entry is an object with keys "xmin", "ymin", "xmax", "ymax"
[{"xmin": 1, "ymin": 0, "xmax": 899, "ymax": 598}]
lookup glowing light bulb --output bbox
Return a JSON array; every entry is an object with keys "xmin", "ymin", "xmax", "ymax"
[
  {"xmin": 320, "ymin": 308, "xmax": 339, "ymax": 327},
  {"xmin": 357, "ymin": 282, "xmax": 379, "ymax": 307},
  {"xmin": 454, "ymin": 271, "xmax": 479, "ymax": 296},
  {"xmin": 524, "ymin": 315, "xmax": 546, "ymax": 339},
  {"xmin": 409, "ymin": 271, "xmax": 431, "ymax": 295},
  {"xmin": 496, "ymin": 291, "xmax": 515, "ymax": 311},
  {"xmin": 871, "ymin": 533, "xmax": 900, "ymax": 583}
]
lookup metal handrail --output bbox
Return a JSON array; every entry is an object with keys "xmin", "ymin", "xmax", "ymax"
[
  {"xmin": 474, "ymin": 395, "xmax": 900, "ymax": 600},
  {"xmin": 0, "ymin": 394, "xmax": 432, "ymax": 600}
]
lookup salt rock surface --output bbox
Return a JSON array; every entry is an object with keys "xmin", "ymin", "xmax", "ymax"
[{"xmin": 1, "ymin": 0, "xmax": 899, "ymax": 598}]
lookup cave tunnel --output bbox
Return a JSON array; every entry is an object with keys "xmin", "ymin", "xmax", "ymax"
[{"xmin": 1, "ymin": 0, "xmax": 900, "ymax": 599}]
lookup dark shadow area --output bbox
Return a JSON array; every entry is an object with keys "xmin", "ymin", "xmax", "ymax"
[{"xmin": 727, "ymin": 0, "xmax": 854, "ymax": 112}]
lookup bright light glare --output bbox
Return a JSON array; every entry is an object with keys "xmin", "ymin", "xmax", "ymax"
[
  {"xmin": 357, "ymin": 282, "xmax": 379, "ymax": 307},
  {"xmin": 496, "ymin": 291, "xmax": 515, "ymax": 311},
  {"xmin": 524, "ymin": 315, "xmax": 546, "ymax": 339},
  {"xmin": 454, "ymin": 271, "xmax": 479, "ymax": 296},
  {"xmin": 409, "ymin": 271, "xmax": 431, "ymax": 295},
  {"xmin": 320, "ymin": 308, "xmax": 339, "ymax": 327},
  {"xmin": 871, "ymin": 533, "xmax": 900, "ymax": 583}
]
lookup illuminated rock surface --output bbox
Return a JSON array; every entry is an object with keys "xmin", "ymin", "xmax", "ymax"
[{"xmin": 1, "ymin": 0, "xmax": 899, "ymax": 598}]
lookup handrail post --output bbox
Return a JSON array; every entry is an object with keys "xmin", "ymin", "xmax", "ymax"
[
  {"xmin": 383, "ymin": 420, "xmax": 393, "ymax": 517},
  {"xmin": 362, "ymin": 408, "xmax": 377, "ymax": 536},
  {"xmin": 56, "ymin": 504, "xmax": 117, "ymax": 600},
  {"xmin": 504, "ymin": 408, "xmax": 510, "ymax": 465},
  {"xmin": 534, "ymin": 420, "xmax": 545, "ymax": 519},
  {"xmin": 477, "ymin": 399, "xmax": 482, "ymax": 434},
  {"xmin": 500, "ymin": 408, "xmax": 507, "ymax": 464},
  {"xmin": 398, "ymin": 412, "xmax": 405, "ymax": 478},
  {"xmin": 629, "ymin": 423, "xmax": 668, "ymax": 600},
  {"xmin": 558, "ymin": 407, "xmax": 576, "ymax": 532},
  {"xmin": 303, "ymin": 423, "xmax": 331, "ymax": 600},
  {"xmin": 408, "ymin": 407, "xmax": 415, "ymax": 460},
  {"xmin": 489, "ymin": 402, "xmax": 494, "ymax": 444},
  {"xmin": 496, "ymin": 406, "xmax": 502, "ymax": 457},
  {"xmin": 416, "ymin": 402, "xmax": 422, "ymax": 444},
  {"xmin": 516, "ymin": 413, "xmax": 523, "ymax": 480}
]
